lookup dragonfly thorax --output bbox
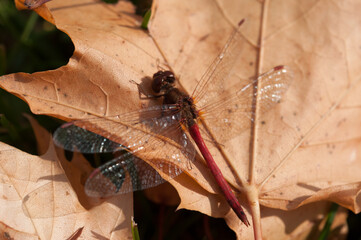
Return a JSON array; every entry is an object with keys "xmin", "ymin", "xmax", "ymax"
[
  {"xmin": 163, "ymin": 87, "xmax": 198, "ymax": 128},
  {"xmin": 152, "ymin": 70, "xmax": 199, "ymax": 127}
]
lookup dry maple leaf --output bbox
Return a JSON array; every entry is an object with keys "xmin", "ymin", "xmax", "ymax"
[
  {"xmin": 1, "ymin": 0, "xmax": 361, "ymax": 239},
  {"xmin": 0, "ymin": 118, "xmax": 348, "ymax": 240},
  {"xmin": 0, "ymin": 131, "xmax": 134, "ymax": 239}
]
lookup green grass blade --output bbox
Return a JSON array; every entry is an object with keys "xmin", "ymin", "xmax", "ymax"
[
  {"xmin": 318, "ymin": 203, "xmax": 339, "ymax": 240},
  {"xmin": 132, "ymin": 217, "xmax": 140, "ymax": 240},
  {"xmin": 141, "ymin": 9, "xmax": 151, "ymax": 30}
]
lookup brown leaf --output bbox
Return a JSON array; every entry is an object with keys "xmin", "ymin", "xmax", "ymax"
[
  {"xmin": 143, "ymin": 181, "xmax": 180, "ymax": 206},
  {"xmin": 0, "ymin": 141, "xmax": 133, "ymax": 239},
  {"xmin": 1, "ymin": 0, "xmax": 361, "ymax": 238},
  {"xmin": 24, "ymin": 113, "xmax": 51, "ymax": 155}
]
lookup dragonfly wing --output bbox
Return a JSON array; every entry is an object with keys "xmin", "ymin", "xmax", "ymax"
[
  {"xmin": 85, "ymin": 152, "xmax": 183, "ymax": 197},
  {"xmin": 53, "ymin": 123, "xmax": 123, "ymax": 153},
  {"xmin": 53, "ymin": 105, "xmax": 191, "ymax": 154},
  {"xmin": 53, "ymin": 105, "xmax": 196, "ymax": 197},
  {"xmin": 191, "ymin": 20, "xmax": 245, "ymax": 107},
  {"xmin": 199, "ymin": 66, "xmax": 293, "ymax": 143}
]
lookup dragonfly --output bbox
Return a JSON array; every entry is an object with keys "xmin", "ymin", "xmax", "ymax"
[{"xmin": 53, "ymin": 19, "xmax": 292, "ymax": 226}]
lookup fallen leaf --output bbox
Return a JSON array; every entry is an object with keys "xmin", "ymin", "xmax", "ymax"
[
  {"xmin": 23, "ymin": 114, "xmax": 51, "ymax": 155},
  {"xmin": 1, "ymin": 0, "xmax": 360, "ymax": 238},
  {"xmin": 0, "ymin": 137, "xmax": 133, "ymax": 239},
  {"xmin": 143, "ymin": 181, "xmax": 180, "ymax": 206}
]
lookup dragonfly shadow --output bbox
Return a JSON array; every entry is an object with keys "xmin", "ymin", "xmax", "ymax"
[
  {"xmin": 90, "ymin": 231, "xmax": 109, "ymax": 240},
  {"xmin": 37, "ymin": 173, "xmax": 69, "ymax": 182},
  {"xmin": 131, "ymin": 76, "xmax": 161, "ymax": 103}
]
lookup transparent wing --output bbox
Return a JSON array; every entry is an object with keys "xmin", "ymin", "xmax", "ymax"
[
  {"xmin": 53, "ymin": 105, "xmax": 196, "ymax": 197},
  {"xmin": 191, "ymin": 20, "xmax": 245, "ymax": 106},
  {"xmin": 85, "ymin": 152, "xmax": 183, "ymax": 197},
  {"xmin": 53, "ymin": 105, "xmax": 190, "ymax": 154},
  {"xmin": 53, "ymin": 123, "xmax": 123, "ymax": 153},
  {"xmin": 198, "ymin": 66, "xmax": 293, "ymax": 143}
]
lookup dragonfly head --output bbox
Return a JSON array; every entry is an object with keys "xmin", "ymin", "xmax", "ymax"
[{"xmin": 152, "ymin": 70, "xmax": 176, "ymax": 93}]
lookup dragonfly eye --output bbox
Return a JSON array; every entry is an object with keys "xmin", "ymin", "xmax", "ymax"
[
  {"xmin": 152, "ymin": 70, "xmax": 176, "ymax": 93},
  {"xmin": 152, "ymin": 70, "xmax": 164, "ymax": 79},
  {"xmin": 164, "ymin": 71, "xmax": 175, "ymax": 84}
]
